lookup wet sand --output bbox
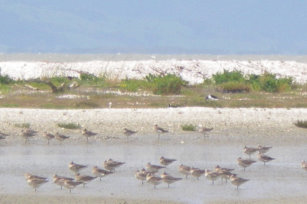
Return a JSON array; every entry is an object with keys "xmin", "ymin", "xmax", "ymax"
[{"xmin": 0, "ymin": 107, "xmax": 306, "ymax": 204}]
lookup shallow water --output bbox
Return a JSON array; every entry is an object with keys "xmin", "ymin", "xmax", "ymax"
[{"xmin": 0, "ymin": 142, "xmax": 306, "ymax": 204}]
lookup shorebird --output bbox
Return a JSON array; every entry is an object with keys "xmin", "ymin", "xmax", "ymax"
[
  {"xmin": 146, "ymin": 173, "xmax": 162, "ymax": 189},
  {"xmin": 0, "ymin": 131, "xmax": 8, "ymax": 140},
  {"xmin": 55, "ymin": 132, "xmax": 69, "ymax": 142},
  {"xmin": 43, "ymin": 132, "xmax": 55, "ymax": 145},
  {"xmin": 154, "ymin": 124, "xmax": 168, "ymax": 142},
  {"xmin": 199, "ymin": 126, "xmax": 213, "ymax": 139},
  {"xmin": 258, "ymin": 145, "xmax": 272, "ymax": 154},
  {"xmin": 63, "ymin": 180, "xmax": 83, "ymax": 193},
  {"xmin": 53, "ymin": 174, "xmax": 74, "ymax": 190},
  {"xmin": 146, "ymin": 162, "xmax": 165, "ymax": 173},
  {"xmin": 237, "ymin": 157, "xmax": 256, "ymax": 171},
  {"xmin": 215, "ymin": 165, "xmax": 235, "ymax": 183},
  {"xmin": 258, "ymin": 153, "xmax": 275, "ymax": 165},
  {"xmin": 92, "ymin": 166, "xmax": 113, "ymax": 181},
  {"xmin": 190, "ymin": 167, "xmax": 205, "ymax": 180},
  {"xmin": 21, "ymin": 128, "xmax": 37, "ymax": 144},
  {"xmin": 160, "ymin": 172, "xmax": 182, "ymax": 188},
  {"xmin": 160, "ymin": 156, "xmax": 176, "ymax": 166},
  {"xmin": 75, "ymin": 173, "xmax": 97, "ymax": 187},
  {"xmin": 68, "ymin": 162, "xmax": 87, "ymax": 174},
  {"xmin": 178, "ymin": 164, "xmax": 191, "ymax": 179},
  {"xmin": 243, "ymin": 146, "xmax": 259, "ymax": 158},
  {"xmin": 123, "ymin": 128, "xmax": 137, "ymax": 142},
  {"xmin": 205, "ymin": 169, "xmax": 220, "ymax": 184},
  {"xmin": 205, "ymin": 94, "xmax": 219, "ymax": 101},
  {"xmin": 301, "ymin": 161, "xmax": 307, "ymax": 171},
  {"xmin": 230, "ymin": 174, "xmax": 249, "ymax": 190},
  {"xmin": 135, "ymin": 168, "xmax": 149, "ymax": 184},
  {"xmin": 24, "ymin": 173, "xmax": 48, "ymax": 192},
  {"xmin": 103, "ymin": 159, "xmax": 125, "ymax": 172},
  {"xmin": 82, "ymin": 128, "xmax": 97, "ymax": 143}
]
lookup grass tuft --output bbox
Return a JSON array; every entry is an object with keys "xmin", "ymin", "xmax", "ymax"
[
  {"xmin": 57, "ymin": 122, "xmax": 81, "ymax": 129},
  {"xmin": 181, "ymin": 124, "xmax": 197, "ymax": 131},
  {"xmin": 14, "ymin": 123, "xmax": 30, "ymax": 128}
]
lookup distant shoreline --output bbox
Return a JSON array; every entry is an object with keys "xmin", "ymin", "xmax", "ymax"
[{"xmin": 1, "ymin": 53, "xmax": 307, "ymax": 62}]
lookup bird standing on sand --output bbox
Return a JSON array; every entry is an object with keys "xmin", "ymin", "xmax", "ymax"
[
  {"xmin": 24, "ymin": 173, "xmax": 48, "ymax": 192},
  {"xmin": 243, "ymin": 145, "xmax": 259, "ymax": 158},
  {"xmin": 63, "ymin": 180, "xmax": 83, "ymax": 193},
  {"xmin": 43, "ymin": 132, "xmax": 55, "ymax": 145},
  {"xmin": 135, "ymin": 168, "xmax": 149, "ymax": 184},
  {"xmin": 160, "ymin": 156, "xmax": 176, "ymax": 166},
  {"xmin": 103, "ymin": 159, "xmax": 125, "ymax": 172},
  {"xmin": 146, "ymin": 162, "xmax": 165, "ymax": 173},
  {"xmin": 199, "ymin": 126, "xmax": 213, "ymax": 139},
  {"xmin": 82, "ymin": 128, "xmax": 97, "ymax": 143},
  {"xmin": 258, "ymin": 145, "xmax": 272, "ymax": 154},
  {"xmin": 230, "ymin": 174, "xmax": 249, "ymax": 190},
  {"xmin": 92, "ymin": 166, "xmax": 113, "ymax": 181},
  {"xmin": 55, "ymin": 132, "xmax": 69, "ymax": 142},
  {"xmin": 123, "ymin": 128, "xmax": 137, "ymax": 142},
  {"xmin": 75, "ymin": 173, "xmax": 97, "ymax": 187},
  {"xmin": 154, "ymin": 124, "xmax": 168, "ymax": 143},
  {"xmin": 0, "ymin": 131, "xmax": 8, "ymax": 140},
  {"xmin": 146, "ymin": 173, "xmax": 162, "ymax": 189},
  {"xmin": 160, "ymin": 172, "xmax": 182, "ymax": 188},
  {"xmin": 68, "ymin": 162, "xmax": 87, "ymax": 174},
  {"xmin": 237, "ymin": 157, "xmax": 256, "ymax": 171},
  {"xmin": 178, "ymin": 164, "xmax": 191, "ymax": 179},
  {"xmin": 257, "ymin": 153, "xmax": 275, "ymax": 165},
  {"xmin": 301, "ymin": 161, "xmax": 307, "ymax": 171},
  {"xmin": 21, "ymin": 128, "xmax": 38, "ymax": 144}
]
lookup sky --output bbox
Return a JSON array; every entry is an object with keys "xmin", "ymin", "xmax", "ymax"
[{"xmin": 0, "ymin": 0, "xmax": 307, "ymax": 54}]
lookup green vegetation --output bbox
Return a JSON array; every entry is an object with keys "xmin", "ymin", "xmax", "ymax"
[
  {"xmin": 14, "ymin": 123, "xmax": 30, "ymax": 128},
  {"xmin": 0, "ymin": 74, "xmax": 13, "ymax": 84},
  {"xmin": 57, "ymin": 122, "xmax": 81, "ymax": 129},
  {"xmin": 181, "ymin": 124, "xmax": 197, "ymax": 131},
  {"xmin": 294, "ymin": 120, "xmax": 307, "ymax": 129},
  {"xmin": 213, "ymin": 70, "xmax": 294, "ymax": 93}
]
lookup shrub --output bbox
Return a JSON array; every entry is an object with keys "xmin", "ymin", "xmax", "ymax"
[
  {"xmin": 259, "ymin": 73, "xmax": 293, "ymax": 93},
  {"xmin": 79, "ymin": 73, "xmax": 105, "ymax": 86},
  {"xmin": 149, "ymin": 74, "xmax": 186, "ymax": 95},
  {"xmin": 294, "ymin": 120, "xmax": 307, "ymax": 128},
  {"xmin": 0, "ymin": 75, "xmax": 13, "ymax": 84},
  {"xmin": 213, "ymin": 70, "xmax": 245, "ymax": 84},
  {"xmin": 219, "ymin": 82, "xmax": 250, "ymax": 93},
  {"xmin": 57, "ymin": 122, "xmax": 81, "ymax": 129},
  {"xmin": 181, "ymin": 124, "xmax": 197, "ymax": 131}
]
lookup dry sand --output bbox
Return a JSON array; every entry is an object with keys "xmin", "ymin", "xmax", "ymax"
[{"xmin": 0, "ymin": 107, "xmax": 306, "ymax": 145}]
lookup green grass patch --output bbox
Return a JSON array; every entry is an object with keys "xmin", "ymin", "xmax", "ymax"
[
  {"xmin": 74, "ymin": 101, "xmax": 100, "ymax": 108},
  {"xmin": 14, "ymin": 123, "xmax": 30, "ymax": 128},
  {"xmin": 181, "ymin": 124, "xmax": 197, "ymax": 131},
  {"xmin": 57, "ymin": 122, "xmax": 81, "ymax": 129},
  {"xmin": 294, "ymin": 120, "xmax": 307, "ymax": 129},
  {"xmin": 119, "ymin": 79, "xmax": 148, "ymax": 92},
  {"xmin": 147, "ymin": 74, "xmax": 186, "ymax": 95}
]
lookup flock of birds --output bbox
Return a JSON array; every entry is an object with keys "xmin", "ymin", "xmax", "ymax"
[
  {"xmin": 24, "ymin": 144, "xmax": 278, "ymax": 193},
  {"xmin": 2, "ymin": 124, "xmax": 306, "ymax": 196}
]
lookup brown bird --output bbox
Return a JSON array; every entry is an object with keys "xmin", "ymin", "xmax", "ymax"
[
  {"xmin": 230, "ymin": 174, "xmax": 249, "ymax": 190},
  {"xmin": 25, "ymin": 173, "xmax": 48, "ymax": 192},
  {"xmin": 75, "ymin": 173, "xmax": 97, "ymax": 187},
  {"xmin": 53, "ymin": 174, "xmax": 74, "ymax": 190},
  {"xmin": 55, "ymin": 132, "xmax": 69, "ymax": 142},
  {"xmin": 154, "ymin": 124, "xmax": 168, "ymax": 142},
  {"xmin": 258, "ymin": 153, "xmax": 275, "ymax": 165},
  {"xmin": 205, "ymin": 169, "xmax": 220, "ymax": 184},
  {"xmin": 160, "ymin": 156, "xmax": 176, "ymax": 166},
  {"xmin": 104, "ymin": 159, "xmax": 125, "ymax": 172},
  {"xmin": 146, "ymin": 173, "xmax": 162, "ymax": 189},
  {"xmin": 124, "ymin": 128, "xmax": 137, "ymax": 142},
  {"xmin": 82, "ymin": 128, "xmax": 97, "ymax": 143},
  {"xmin": 190, "ymin": 168, "xmax": 205, "ymax": 180},
  {"xmin": 63, "ymin": 180, "xmax": 83, "ymax": 193},
  {"xmin": 135, "ymin": 168, "xmax": 149, "ymax": 184},
  {"xmin": 68, "ymin": 161, "xmax": 87, "ymax": 174},
  {"xmin": 178, "ymin": 164, "xmax": 191, "ymax": 179},
  {"xmin": 43, "ymin": 132, "xmax": 55, "ymax": 145},
  {"xmin": 21, "ymin": 128, "xmax": 37, "ymax": 144},
  {"xmin": 92, "ymin": 166, "xmax": 113, "ymax": 181},
  {"xmin": 160, "ymin": 172, "xmax": 182, "ymax": 188},
  {"xmin": 301, "ymin": 161, "xmax": 307, "ymax": 171},
  {"xmin": 199, "ymin": 127, "xmax": 213, "ymax": 139},
  {"xmin": 243, "ymin": 146, "xmax": 259, "ymax": 158},
  {"xmin": 146, "ymin": 162, "xmax": 165, "ymax": 173},
  {"xmin": 237, "ymin": 157, "xmax": 256, "ymax": 171},
  {"xmin": 258, "ymin": 145, "xmax": 272, "ymax": 154}
]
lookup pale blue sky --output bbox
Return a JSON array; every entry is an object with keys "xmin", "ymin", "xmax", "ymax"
[{"xmin": 0, "ymin": 0, "xmax": 306, "ymax": 54}]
